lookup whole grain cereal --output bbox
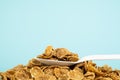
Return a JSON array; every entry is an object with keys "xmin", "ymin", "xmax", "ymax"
[
  {"xmin": 0, "ymin": 46, "xmax": 120, "ymax": 80},
  {"xmin": 37, "ymin": 46, "xmax": 79, "ymax": 61}
]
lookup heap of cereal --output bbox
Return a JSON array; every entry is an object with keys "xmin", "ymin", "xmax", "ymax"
[
  {"xmin": 37, "ymin": 46, "xmax": 79, "ymax": 62},
  {"xmin": 0, "ymin": 46, "xmax": 120, "ymax": 80}
]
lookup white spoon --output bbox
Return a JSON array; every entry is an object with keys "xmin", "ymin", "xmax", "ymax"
[{"xmin": 35, "ymin": 54, "xmax": 120, "ymax": 66}]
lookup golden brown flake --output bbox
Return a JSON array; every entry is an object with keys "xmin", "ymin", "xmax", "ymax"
[
  {"xmin": 83, "ymin": 71, "xmax": 95, "ymax": 80},
  {"xmin": 27, "ymin": 58, "xmax": 42, "ymax": 68},
  {"xmin": 30, "ymin": 66, "xmax": 44, "ymax": 78},
  {"xmin": 68, "ymin": 69, "xmax": 84, "ymax": 80}
]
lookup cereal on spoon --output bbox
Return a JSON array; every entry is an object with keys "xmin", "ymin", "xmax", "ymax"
[{"xmin": 37, "ymin": 46, "xmax": 79, "ymax": 62}]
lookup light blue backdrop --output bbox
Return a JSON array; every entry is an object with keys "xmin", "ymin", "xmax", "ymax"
[{"xmin": 0, "ymin": 0, "xmax": 120, "ymax": 71}]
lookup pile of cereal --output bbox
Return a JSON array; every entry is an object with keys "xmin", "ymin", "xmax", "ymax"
[
  {"xmin": 37, "ymin": 46, "xmax": 79, "ymax": 61},
  {"xmin": 0, "ymin": 46, "xmax": 120, "ymax": 80}
]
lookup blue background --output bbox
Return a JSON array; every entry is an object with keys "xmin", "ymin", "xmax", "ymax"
[{"xmin": 0, "ymin": 0, "xmax": 120, "ymax": 71}]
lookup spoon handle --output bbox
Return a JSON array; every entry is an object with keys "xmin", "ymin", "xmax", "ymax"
[{"xmin": 80, "ymin": 54, "xmax": 120, "ymax": 62}]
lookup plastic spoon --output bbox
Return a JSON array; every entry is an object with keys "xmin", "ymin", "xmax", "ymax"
[{"xmin": 35, "ymin": 54, "xmax": 120, "ymax": 66}]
